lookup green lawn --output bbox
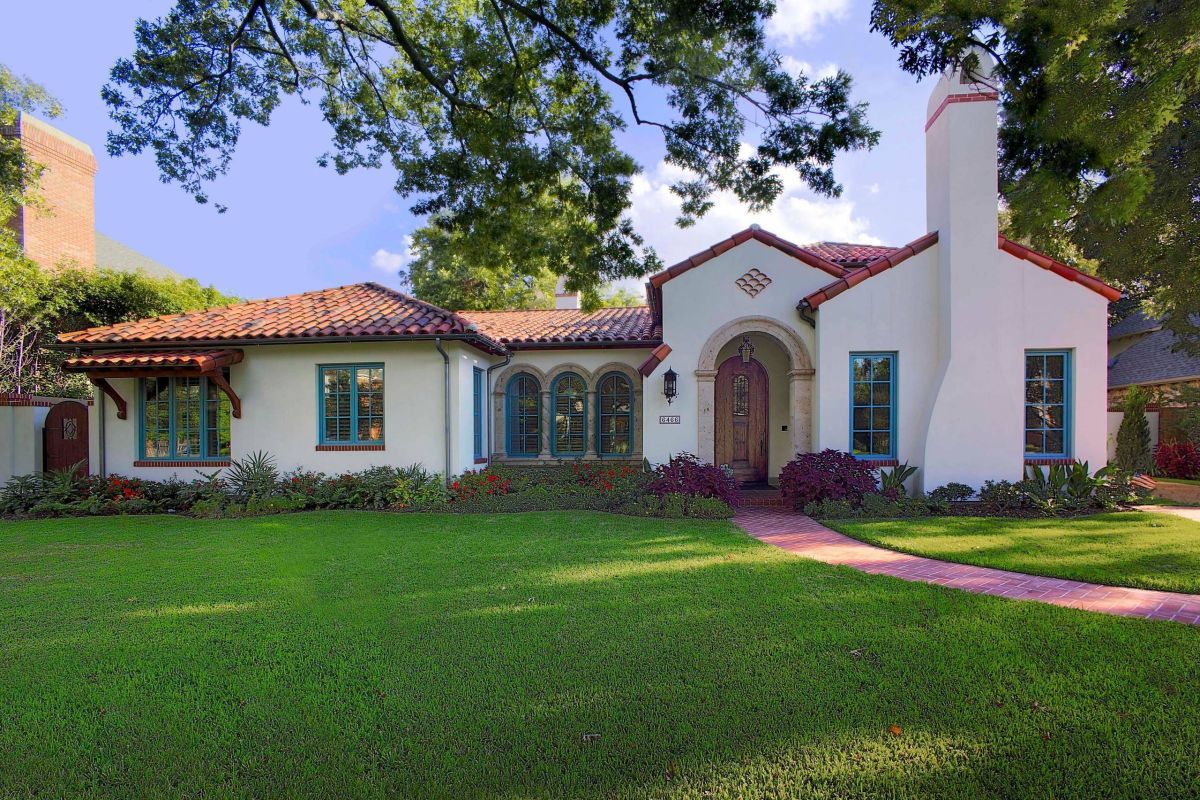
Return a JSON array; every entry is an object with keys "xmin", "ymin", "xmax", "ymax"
[
  {"xmin": 827, "ymin": 511, "xmax": 1200, "ymax": 594},
  {"xmin": 1, "ymin": 512, "xmax": 1198, "ymax": 798}
]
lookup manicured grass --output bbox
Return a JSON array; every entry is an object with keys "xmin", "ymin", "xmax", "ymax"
[
  {"xmin": 827, "ymin": 511, "xmax": 1200, "ymax": 594},
  {"xmin": 2, "ymin": 511, "xmax": 1199, "ymax": 798}
]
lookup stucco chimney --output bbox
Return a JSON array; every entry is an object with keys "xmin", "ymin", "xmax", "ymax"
[
  {"xmin": 2, "ymin": 113, "xmax": 98, "ymax": 271},
  {"xmin": 555, "ymin": 277, "xmax": 580, "ymax": 310},
  {"xmin": 921, "ymin": 50, "xmax": 1024, "ymax": 489}
]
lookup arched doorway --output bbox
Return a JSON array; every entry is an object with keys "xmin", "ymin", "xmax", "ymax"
[
  {"xmin": 695, "ymin": 316, "xmax": 815, "ymax": 477},
  {"xmin": 715, "ymin": 355, "xmax": 768, "ymax": 483}
]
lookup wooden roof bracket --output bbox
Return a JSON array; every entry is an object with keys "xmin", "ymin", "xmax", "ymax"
[
  {"xmin": 90, "ymin": 377, "xmax": 127, "ymax": 420},
  {"xmin": 204, "ymin": 369, "xmax": 242, "ymax": 419}
]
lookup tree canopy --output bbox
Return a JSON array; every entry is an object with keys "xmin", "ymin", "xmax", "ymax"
[
  {"xmin": 872, "ymin": 0, "xmax": 1200, "ymax": 350},
  {"xmin": 103, "ymin": 0, "xmax": 879, "ymax": 301}
]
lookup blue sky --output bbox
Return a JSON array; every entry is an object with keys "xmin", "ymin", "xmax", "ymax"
[{"xmin": 1, "ymin": 0, "xmax": 934, "ymax": 300}]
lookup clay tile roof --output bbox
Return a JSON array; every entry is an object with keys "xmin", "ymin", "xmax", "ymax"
[
  {"xmin": 802, "ymin": 232, "xmax": 939, "ymax": 310},
  {"xmin": 62, "ymin": 349, "xmax": 243, "ymax": 372},
  {"xmin": 801, "ymin": 241, "xmax": 903, "ymax": 266},
  {"xmin": 460, "ymin": 306, "xmax": 659, "ymax": 347},
  {"xmin": 57, "ymin": 282, "xmax": 507, "ymax": 353}
]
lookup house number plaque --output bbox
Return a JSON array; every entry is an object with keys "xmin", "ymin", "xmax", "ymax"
[{"xmin": 659, "ymin": 415, "xmax": 681, "ymax": 425}]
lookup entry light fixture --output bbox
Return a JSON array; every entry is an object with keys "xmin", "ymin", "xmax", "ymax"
[{"xmin": 663, "ymin": 367, "xmax": 678, "ymax": 405}]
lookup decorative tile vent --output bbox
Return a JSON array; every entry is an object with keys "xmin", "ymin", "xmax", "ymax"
[{"xmin": 735, "ymin": 268, "xmax": 772, "ymax": 297}]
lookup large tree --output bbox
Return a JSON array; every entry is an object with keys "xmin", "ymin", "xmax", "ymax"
[
  {"xmin": 103, "ymin": 0, "xmax": 879, "ymax": 304},
  {"xmin": 871, "ymin": 0, "xmax": 1200, "ymax": 350}
]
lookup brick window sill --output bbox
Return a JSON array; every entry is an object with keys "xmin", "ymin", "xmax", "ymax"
[
  {"xmin": 474, "ymin": 457, "xmax": 489, "ymax": 464},
  {"xmin": 134, "ymin": 460, "xmax": 230, "ymax": 468},
  {"xmin": 855, "ymin": 458, "xmax": 899, "ymax": 468},
  {"xmin": 315, "ymin": 444, "xmax": 385, "ymax": 452},
  {"xmin": 1025, "ymin": 457, "xmax": 1076, "ymax": 467}
]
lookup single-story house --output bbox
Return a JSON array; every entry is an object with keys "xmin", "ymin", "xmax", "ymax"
[
  {"xmin": 54, "ymin": 53, "xmax": 1119, "ymax": 492},
  {"xmin": 1108, "ymin": 311, "xmax": 1200, "ymax": 444}
]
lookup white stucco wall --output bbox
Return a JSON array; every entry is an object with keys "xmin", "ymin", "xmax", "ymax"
[
  {"xmin": 644, "ymin": 238, "xmax": 823, "ymax": 472},
  {"xmin": 815, "ymin": 247, "xmax": 941, "ymax": 487},
  {"xmin": 0, "ymin": 406, "xmax": 39, "ymax": 483},
  {"xmin": 92, "ymin": 341, "xmax": 501, "ymax": 481}
]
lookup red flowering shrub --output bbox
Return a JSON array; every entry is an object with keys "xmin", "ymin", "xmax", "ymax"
[
  {"xmin": 571, "ymin": 461, "xmax": 640, "ymax": 493},
  {"xmin": 1155, "ymin": 441, "xmax": 1200, "ymax": 479},
  {"xmin": 449, "ymin": 469, "xmax": 512, "ymax": 502},
  {"xmin": 648, "ymin": 453, "xmax": 739, "ymax": 507},
  {"xmin": 92, "ymin": 475, "xmax": 146, "ymax": 503},
  {"xmin": 778, "ymin": 449, "xmax": 878, "ymax": 508}
]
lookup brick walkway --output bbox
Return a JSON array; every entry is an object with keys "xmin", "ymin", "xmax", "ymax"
[{"xmin": 735, "ymin": 508, "xmax": 1200, "ymax": 626}]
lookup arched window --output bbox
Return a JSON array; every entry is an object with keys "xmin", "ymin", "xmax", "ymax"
[
  {"xmin": 505, "ymin": 373, "xmax": 541, "ymax": 457},
  {"xmin": 597, "ymin": 372, "xmax": 634, "ymax": 456},
  {"xmin": 551, "ymin": 373, "xmax": 587, "ymax": 456}
]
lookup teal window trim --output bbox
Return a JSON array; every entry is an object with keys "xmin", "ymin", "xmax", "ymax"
[
  {"xmin": 505, "ymin": 373, "xmax": 541, "ymax": 457},
  {"xmin": 317, "ymin": 363, "xmax": 385, "ymax": 446},
  {"xmin": 1024, "ymin": 350, "xmax": 1072, "ymax": 457},
  {"xmin": 472, "ymin": 367, "xmax": 485, "ymax": 460},
  {"xmin": 596, "ymin": 372, "xmax": 634, "ymax": 457},
  {"xmin": 550, "ymin": 373, "xmax": 588, "ymax": 457},
  {"xmin": 849, "ymin": 352, "xmax": 897, "ymax": 460},
  {"xmin": 137, "ymin": 375, "xmax": 231, "ymax": 461}
]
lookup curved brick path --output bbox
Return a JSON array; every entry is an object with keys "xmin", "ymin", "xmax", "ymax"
[{"xmin": 735, "ymin": 508, "xmax": 1200, "ymax": 626}]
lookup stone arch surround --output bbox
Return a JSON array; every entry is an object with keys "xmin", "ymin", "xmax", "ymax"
[{"xmin": 695, "ymin": 316, "xmax": 814, "ymax": 467}]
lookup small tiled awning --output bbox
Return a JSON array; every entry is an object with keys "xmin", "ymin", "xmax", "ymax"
[
  {"xmin": 62, "ymin": 349, "xmax": 243, "ymax": 420},
  {"xmin": 62, "ymin": 349, "xmax": 244, "ymax": 373}
]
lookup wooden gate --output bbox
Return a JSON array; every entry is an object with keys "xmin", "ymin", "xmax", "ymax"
[{"xmin": 43, "ymin": 401, "xmax": 89, "ymax": 476}]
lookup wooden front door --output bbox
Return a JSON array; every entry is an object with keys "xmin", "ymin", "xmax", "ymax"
[
  {"xmin": 715, "ymin": 356, "xmax": 768, "ymax": 484},
  {"xmin": 43, "ymin": 401, "xmax": 88, "ymax": 476}
]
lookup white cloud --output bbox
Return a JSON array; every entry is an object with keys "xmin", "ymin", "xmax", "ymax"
[
  {"xmin": 867, "ymin": 182, "xmax": 880, "ymax": 195},
  {"xmin": 628, "ymin": 155, "xmax": 879, "ymax": 268},
  {"xmin": 370, "ymin": 235, "xmax": 414, "ymax": 273},
  {"xmin": 779, "ymin": 56, "xmax": 840, "ymax": 81},
  {"xmin": 766, "ymin": 0, "xmax": 850, "ymax": 43}
]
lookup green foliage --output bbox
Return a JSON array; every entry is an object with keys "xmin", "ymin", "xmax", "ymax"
[
  {"xmin": 871, "ymin": 0, "xmax": 1200, "ymax": 350},
  {"xmin": 1171, "ymin": 385, "xmax": 1200, "ymax": 446},
  {"xmin": 102, "ymin": 1, "xmax": 878, "ymax": 299},
  {"xmin": 805, "ymin": 492, "xmax": 938, "ymax": 520},
  {"xmin": 1022, "ymin": 462, "xmax": 1117, "ymax": 515},
  {"xmin": 388, "ymin": 464, "xmax": 447, "ymax": 511},
  {"xmin": 978, "ymin": 480, "xmax": 1027, "ymax": 515},
  {"xmin": 1115, "ymin": 386, "xmax": 1155, "ymax": 474},
  {"xmin": 927, "ymin": 482, "xmax": 974, "ymax": 503},
  {"xmin": 224, "ymin": 451, "xmax": 280, "ymax": 501},
  {"xmin": 0, "ymin": 259, "xmax": 237, "ymax": 396},
  {"xmin": 879, "ymin": 461, "xmax": 918, "ymax": 497},
  {"xmin": 1, "ymin": 64, "xmax": 62, "ymax": 230}
]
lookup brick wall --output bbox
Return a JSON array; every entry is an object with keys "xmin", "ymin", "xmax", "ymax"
[{"xmin": 1, "ymin": 114, "xmax": 97, "ymax": 270}]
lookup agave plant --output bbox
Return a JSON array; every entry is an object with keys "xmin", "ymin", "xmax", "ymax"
[
  {"xmin": 224, "ymin": 451, "xmax": 279, "ymax": 501},
  {"xmin": 879, "ymin": 462, "xmax": 918, "ymax": 498}
]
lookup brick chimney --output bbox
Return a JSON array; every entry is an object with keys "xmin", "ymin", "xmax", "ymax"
[{"xmin": 3, "ymin": 113, "xmax": 97, "ymax": 270}]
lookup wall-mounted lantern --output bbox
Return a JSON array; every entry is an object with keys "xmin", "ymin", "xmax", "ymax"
[{"xmin": 663, "ymin": 367, "xmax": 678, "ymax": 405}]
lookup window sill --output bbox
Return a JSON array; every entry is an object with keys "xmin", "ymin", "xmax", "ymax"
[
  {"xmin": 1025, "ymin": 457, "xmax": 1075, "ymax": 466},
  {"xmin": 133, "ymin": 459, "xmax": 230, "ymax": 468},
  {"xmin": 473, "ymin": 457, "xmax": 489, "ymax": 464},
  {"xmin": 854, "ymin": 457, "xmax": 899, "ymax": 467},
  {"xmin": 315, "ymin": 444, "xmax": 385, "ymax": 452}
]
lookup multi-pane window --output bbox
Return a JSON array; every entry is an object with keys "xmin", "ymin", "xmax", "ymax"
[
  {"xmin": 319, "ymin": 364, "xmax": 384, "ymax": 445},
  {"xmin": 850, "ymin": 353, "xmax": 896, "ymax": 459},
  {"xmin": 140, "ymin": 375, "xmax": 231, "ymax": 460},
  {"xmin": 506, "ymin": 373, "xmax": 541, "ymax": 456},
  {"xmin": 1025, "ymin": 350, "xmax": 1070, "ymax": 457},
  {"xmin": 552, "ymin": 373, "xmax": 587, "ymax": 456},
  {"xmin": 472, "ymin": 367, "xmax": 485, "ymax": 460},
  {"xmin": 597, "ymin": 372, "xmax": 633, "ymax": 456}
]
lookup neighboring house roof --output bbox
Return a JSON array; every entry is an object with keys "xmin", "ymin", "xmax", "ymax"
[
  {"xmin": 58, "ymin": 282, "xmax": 507, "ymax": 354},
  {"xmin": 1108, "ymin": 309, "xmax": 1163, "ymax": 340},
  {"xmin": 95, "ymin": 233, "xmax": 184, "ymax": 280},
  {"xmin": 1108, "ymin": 313, "xmax": 1200, "ymax": 388},
  {"xmin": 461, "ymin": 307, "xmax": 659, "ymax": 349}
]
